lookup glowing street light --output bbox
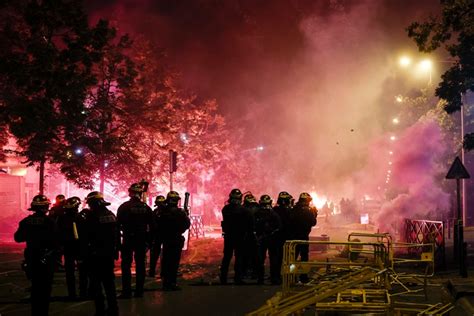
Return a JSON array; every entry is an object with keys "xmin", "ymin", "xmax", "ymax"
[
  {"xmin": 256, "ymin": 145, "xmax": 264, "ymax": 151},
  {"xmin": 390, "ymin": 135, "xmax": 396, "ymax": 141},
  {"xmin": 418, "ymin": 59, "xmax": 432, "ymax": 71},
  {"xmin": 395, "ymin": 95, "xmax": 404, "ymax": 103},
  {"xmin": 392, "ymin": 117, "xmax": 400, "ymax": 125},
  {"xmin": 389, "ymin": 151, "xmax": 393, "ymax": 155},
  {"xmin": 180, "ymin": 133, "xmax": 190, "ymax": 144},
  {"xmin": 418, "ymin": 59, "xmax": 433, "ymax": 85},
  {"xmin": 74, "ymin": 148, "xmax": 83, "ymax": 155},
  {"xmin": 399, "ymin": 56, "xmax": 411, "ymax": 67},
  {"xmin": 398, "ymin": 55, "xmax": 433, "ymax": 85}
]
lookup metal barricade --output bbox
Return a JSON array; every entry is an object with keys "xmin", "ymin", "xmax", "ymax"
[
  {"xmin": 248, "ymin": 233, "xmax": 450, "ymax": 316},
  {"xmin": 189, "ymin": 215, "xmax": 205, "ymax": 239},
  {"xmin": 282, "ymin": 240, "xmax": 388, "ymax": 295},
  {"xmin": 390, "ymin": 242, "xmax": 435, "ymax": 299}
]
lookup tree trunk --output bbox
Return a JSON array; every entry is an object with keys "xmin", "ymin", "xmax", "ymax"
[
  {"xmin": 99, "ymin": 160, "xmax": 105, "ymax": 193},
  {"xmin": 39, "ymin": 159, "xmax": 45, "ymax": 195}
]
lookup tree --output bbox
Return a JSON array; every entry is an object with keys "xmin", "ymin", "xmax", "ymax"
[
  {"xmin": 58, "ymin": 29, "xmax": 140, "ymax": 191},
  {"xmin": 0, "ymin": 0, "xmax": 111, "ymax": 193},
  {"xmin": 407, "ymin": 0, "xmax": 474, "ymax": 150},
  {"xmin": 118, "ymin": 39, "xmax": 254, "ymax": 200}
]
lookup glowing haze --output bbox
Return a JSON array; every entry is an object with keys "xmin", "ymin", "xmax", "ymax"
[{"xmin": 85, "ymin": 1, "xmax": 447, "ymax": 214}]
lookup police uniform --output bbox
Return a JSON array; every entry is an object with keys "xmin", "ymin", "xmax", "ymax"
[
  {"xmin": 77, "ymin": 207, "xmax": 94, "ymax": 299},
  {"xmin": 220, "ymin": 189, "xmax": 253, "ymax": 284},
  {"xmin": 289, "ymin": 193, "xmax": 317, "ymax": 282},
  {"xmin": 82, "ymin": 192, "xmax": 119, "ymax": 316},
  {"xmin": 273, "ymin": 192, "xmax": 293, "ymax": 280},
  {"xmin": 14, "ymin": 195, "xmax": 56, "ymax": 316},
  {"xmin": 57, "ymin": 197, "xmax": 84, "ymax": 299},
  {"xmin": 241, "ymin": 194, "xmax": 259, "ymax": 278},
  {"xmin": 49, "ymin": 195, "xmax": 66, "ymax": 271},
  {"xmin": 254, "ymin": 195, "xmax": 282, "ymax": 285},
  {"xmin": 49, "ymin": 195, "xmax": 66, "ymax": 221},
  {"xmin": 149, "ymin": 196, "xmax": 165, "ymax": 278},
  {"xmin": 159, "ymin": 192, "xmax": 190, "ymax": 290},
  {"xmin": 117, "ymin": 194, "xmax": 153, "ymax": 297}
]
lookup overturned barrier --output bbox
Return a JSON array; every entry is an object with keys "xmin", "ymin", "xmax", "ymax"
[
  {"xmin": 248, "ymin": 233, "xmax": 452, "ymax": 316},
  {"xmin": 248, "ymin": 267, "xmax": 387, "ymax": 316}
]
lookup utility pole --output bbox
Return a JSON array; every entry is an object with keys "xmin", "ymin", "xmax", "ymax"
[
  {"xmin": 446, "ymin": 156, "xmax": 470, "ymax": 277},
  {"xmin": 169, "ymin": 150, "xmax": 178, "ymax": 191}
]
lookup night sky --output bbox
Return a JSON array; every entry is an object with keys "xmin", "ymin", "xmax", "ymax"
[{"xmin": 84, "ymin": 0, "xmax": 445, "ymax": 201}]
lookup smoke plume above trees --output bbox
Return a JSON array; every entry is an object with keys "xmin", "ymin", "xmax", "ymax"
[{"xmin": 85, "ymin": 0, "xmax": 445, "ymax": 201}]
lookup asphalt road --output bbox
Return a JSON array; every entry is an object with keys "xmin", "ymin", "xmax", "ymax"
[
  {"xmin": 1, "ymin": 236, "xmax": 473, "ymax": 316},
  {"xmin": 0, "ymin": 241, "xmax": 280, "ymax": 316}
]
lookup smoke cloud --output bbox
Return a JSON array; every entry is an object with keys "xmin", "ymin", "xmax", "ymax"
[
  {"xmin": 85, "ymin": 0, "xmax": 445, "ymax": 205},
  {"xmin": 374, "ymin": 118, "xmax": 450, "ymax": 234}
]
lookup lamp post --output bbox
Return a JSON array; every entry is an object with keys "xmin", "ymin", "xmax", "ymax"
[{"xmin": 398, "ymin": 55, "xmax": 467, "ymax": 226}]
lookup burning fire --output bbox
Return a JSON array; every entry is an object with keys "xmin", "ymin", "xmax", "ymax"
[{"xmin": 309, "ymin": 191, "xmax": 327, "ymax": 209}]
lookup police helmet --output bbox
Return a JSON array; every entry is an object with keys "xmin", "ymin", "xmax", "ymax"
[
  {"xmin": 28, "ymin": 195, "xmax": 51, "ymax": 211},
  {"xmin": 228, "ymin": 188, "xmax": 242, "ymax": 204},
  {"xmin": 55, "ymin": 194, "xmax": 66, "ymax": 205},
  {"xmin": 128, "ymin": 183, "xmax": 144, "ymax": 197},
  {"xmin": 298, "ymin": 192, "xmax": 312, "ymax": 205},
  {"xmin": 259, "ymin": 194, "xmax": 273, "ymax": 206},
  {"xmin": 166, "ymin": 191, "xmax": 181, "ymax": 205},
  {"xmin": 243, "ymin": 193, "xmax": 257, "ymax": 205},
  {"xmin": 64, "ymin": 196, "xmax": 81, "ymax": 209},
  {"xmin": 85, "ymin": 191, "xmax": 111, "ymax": 207},
  {"xmin": 277, "ymin": 191, "xmax": 292, "ymax": 205},
  {"xmin": 154, "ymin": 195, "xmax": 166, "ymax": 207},
  {"xmin": 229, "ymin": 188, "xmax": 242, "ymax": 199}
]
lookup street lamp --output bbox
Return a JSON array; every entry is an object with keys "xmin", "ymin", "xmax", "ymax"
[
  {"xmin": 399, "ymin": 56, "xmax": 411, "ymax": 67},
  {"xmin": 398, "ymin": 54, "xmax": 467, "ymax": 225},
  {"xmin": 418, "ymin": 59, "xmax": 433, "ymax": 85},
  {"xmin": 398, "ymin": 55, "xmax": 433, "ymax": 86}
]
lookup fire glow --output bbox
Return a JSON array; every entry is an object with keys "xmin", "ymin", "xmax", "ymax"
[{"xmin": 309, "ymin": 192, "xmax": 328, "ymax": 209}]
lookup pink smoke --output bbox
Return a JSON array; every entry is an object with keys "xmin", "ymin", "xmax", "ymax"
[{"xmin": 374, "ymin": 118, "xmax": 450, "ymax": 236}]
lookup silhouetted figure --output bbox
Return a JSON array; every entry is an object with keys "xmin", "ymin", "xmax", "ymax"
[
  {"xmin": 149, "ymin": 195, "xmax": 166, "ymax": 278},
  {"xmin": 220, "ymin": 189, "xmax": 252, "ymax": 284},
  {"xmin": 14, "ymin": 195, "xmax": 56, "ymax": 316},
  {"xmin": 82, "ymin": 192, "xmax": 119, "ymax": 316},
  {"xmin": 255, "ymin": 195, "xmax": 281, "ymax": 285},
  {"xmin": 159, "ymin": 191, "xmax": 190, "ymax": 291},
  {"xmin": 273, "ymin": 191, "xmax": 293, "ymax": 280},
  {"xmin": 57, "ymin": 196, "xmax": 84, "ymax": 299},
  {"xmin": 117, "ymin": 183, "xmax": 153, "ymax": 298},
  {"xmin": 289, "ymin": 192, "xmax": 317, "ymax": 283},
  {"xmin": 242, "ymin": 193, "xmax": 259, "ymax": 279}
]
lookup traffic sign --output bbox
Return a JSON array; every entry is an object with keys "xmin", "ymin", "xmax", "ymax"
[{"xmin": 446, "ymin": 157, "xmax": 470, "ymax": 179}]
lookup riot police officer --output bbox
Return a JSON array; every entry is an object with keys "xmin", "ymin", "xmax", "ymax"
[
  {"xmin": 77, "ymin": 205, "xmax": 93, "ymax": 299},
  {"xmin": 57, "ymin": 196, "xmax": 83, "ymax": 300},
  {"xmin": 254, "ymin": 195, "xmax": 281, "ymax": 285},
  {"xmin": 220, "ymin": 189, "xmax": 252, "ymax": 285},
  {"xmin": 289, "ymin": 192, "xmax": 317, "ymax": 283},
  {"xmin": 242, "ymin": 193, "xmax": 259, "ymax": 279},
  {"xmin": 149, "ymin": 195, "xmax": 166, "ymax": 278},
  {"xmin": 273, "ymin": 191, "xmax": 293, "ymax": 276},
  {"xmin": 82, "ymin": 192, "xmax": 119, "ymax": 316},
  {"xmin": 49, "ymin": 194, "xmax": 66, "ymax": 220},
  {"xmin": 117, "ymin": 183, "xmax": 153, "ymax": 298},
  {"xmin": 159, "ymin": 191, "xmax": 190, "ymax": 290},
  {"xmin": 14, "ymin": 195, "xmax": 56, "ymax": 316},
  {"xmin": 49, "ymin": 194, "xmax": 66, "ymax": 270}
]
